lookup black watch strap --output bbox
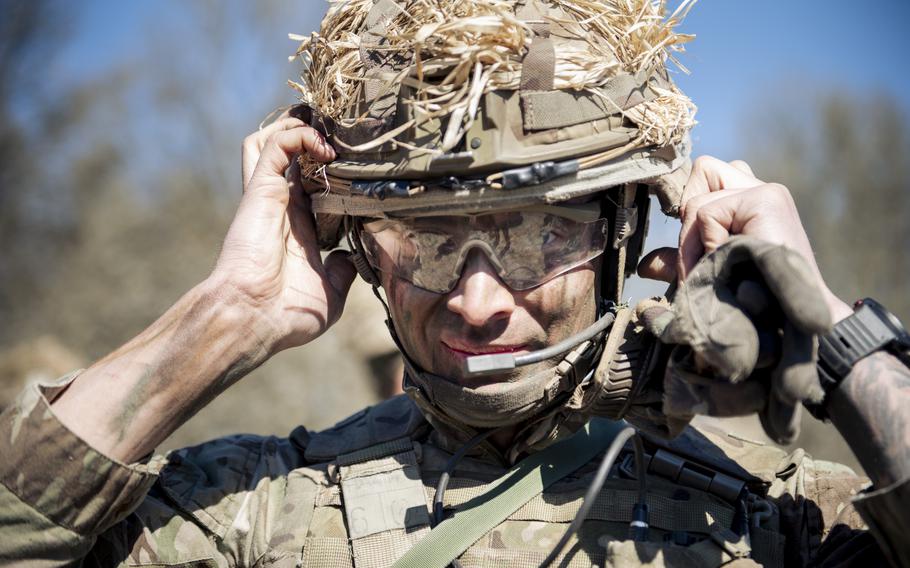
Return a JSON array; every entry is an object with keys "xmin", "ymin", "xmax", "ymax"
[{"xmin": 808, "ymin": 298, "xmax": 910, "ymax": 420}]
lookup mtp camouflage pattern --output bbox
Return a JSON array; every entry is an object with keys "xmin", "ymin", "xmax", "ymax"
[{"xmin": 0, "ymin": 372, "xmax": 898, "ymax": 567}]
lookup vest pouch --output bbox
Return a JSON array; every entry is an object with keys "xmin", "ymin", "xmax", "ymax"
[{"xmin": 602, "ymin": 536, "xmax": 763, "ymax": 568}]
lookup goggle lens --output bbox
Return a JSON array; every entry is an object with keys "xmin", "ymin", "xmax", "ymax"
[{"xmin": 360, "ymin": 209, "xmax": 607, "ymax": 293}]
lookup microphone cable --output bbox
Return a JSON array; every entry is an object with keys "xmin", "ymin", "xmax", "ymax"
[{"xmin": 539, "ymin": 427, "xmax": 649, "ymax": 568}]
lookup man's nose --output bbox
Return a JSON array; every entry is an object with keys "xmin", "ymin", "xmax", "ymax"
[{"xmin": 446, "ymin": 249, "xmax": 516, "ymax": 327}]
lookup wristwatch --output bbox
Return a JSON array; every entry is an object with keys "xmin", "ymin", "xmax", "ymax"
[{"xmin": 806, "ymin": 298, "xmax": 910, "ymax": 420}]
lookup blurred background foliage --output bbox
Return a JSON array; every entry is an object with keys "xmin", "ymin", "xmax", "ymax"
[
  {"xmin": 0, "ymin": 0, "xmax": 908, "ymax": 469},
  {"xmin": 0, "ymin": 0, "xmax": 395, "ymax": 451}
]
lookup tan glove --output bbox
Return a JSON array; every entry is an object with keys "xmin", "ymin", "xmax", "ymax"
[{"xmin": 636, "ymin": 235, "xmax": 832, "ymax": 444}]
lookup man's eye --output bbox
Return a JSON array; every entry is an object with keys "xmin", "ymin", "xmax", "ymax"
[{"xmin": 543, "ymin": 230, "xmax": 567, "ymax": 247}]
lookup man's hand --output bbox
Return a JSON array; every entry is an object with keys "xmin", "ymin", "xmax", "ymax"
[
  {"xmin": 50, "ymin": 117, "xmax": 354, "ymax": 462},
  {"xmin": 638, "ymin": 156, "xmax": 852, "ymax": 321},
  {"xmin": 637, "ymin": 236, "xmax": 831, "ymax": 442},
  {"xmin": 633, "ymin": 156, "xmax": 855, "ymax": 442},
  {"xmin": 634, "ymin": 158, "xmax": 910, "ymax": 521},
  {"xmin": 213, "ymin": 117, "xmax": 356, "ymax": 353}
]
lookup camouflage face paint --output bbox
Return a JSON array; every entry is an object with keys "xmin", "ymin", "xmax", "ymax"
[
  {"xmin": 382, "ymin": 253, "xmax": 598, "ymax": 389},
  {"xmin": 361, "ymin": 208, "xmax": 607, "ymax": 294}
]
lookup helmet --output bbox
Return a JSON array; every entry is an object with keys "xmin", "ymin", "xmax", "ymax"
[
  {"xmin": 289, "ymin": 0, "xmax": 697, "ymax": 457},
  {"xmin": 291, "ymin": 0, "xmax": 696, "ymax": 265}
]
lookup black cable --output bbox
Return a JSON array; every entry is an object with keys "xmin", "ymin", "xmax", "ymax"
[
  {"xmin": 628, "ymin": 433, "xmax": 650, "ymax": 542},
  {"xmin": 539, "ymin": 427, "xmax": 637, "ymax": 568},
  {"xmin": 433, "ymin": 429, "xmax": 499, "ymax": 527},
  {"xmin": 432, "ymin": 429, "xmax": 500, "ymax": 568},
  {"xmin": 633, "ymin": 434, "xmax": 647, "ymax": 505}
]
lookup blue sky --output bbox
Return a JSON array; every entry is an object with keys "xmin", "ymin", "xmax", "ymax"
[
  {"xmin": 56, "ymin": 0, "xmax": 910, "ymax": 153},
  {"xmin": 45, "ymin": 0, "xmax": 910, "ymax": 297},
  {"xmin": 678, "ymin": 0, "xmax": 910, "ymax": 158}
]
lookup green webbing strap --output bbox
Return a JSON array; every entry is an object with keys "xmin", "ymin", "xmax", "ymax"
[{"xmin": 391, "ymin": 419, "xmax": 627, "ymax": 568}]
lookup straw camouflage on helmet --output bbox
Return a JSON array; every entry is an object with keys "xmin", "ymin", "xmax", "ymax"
[{"xmin": 290, "ymin": 0, "xmax": 696, "ymax": 254}]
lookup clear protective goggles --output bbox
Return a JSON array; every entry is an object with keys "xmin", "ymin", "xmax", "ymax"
[{"xmin": 359, "ymin": 204, "xmax": 608, "ymax": 293}]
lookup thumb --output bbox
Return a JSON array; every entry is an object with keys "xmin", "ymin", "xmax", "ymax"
[
  {"xmin": 324, "ymin": 250, "xmax": 358, "ymax": 303},
  {"xmin": 637, "ymin": 247, "xmax": 679, "ymax": 283}
]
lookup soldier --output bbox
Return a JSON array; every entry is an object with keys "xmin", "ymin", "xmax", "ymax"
[{"xmin": 1, "ymin": 1, "xmax": 908, "ymax": 566}]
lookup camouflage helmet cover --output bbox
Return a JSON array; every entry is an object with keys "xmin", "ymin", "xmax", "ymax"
[{"xmin": 290, "ymin": 0, "xmax": 697, "ymax": 248}]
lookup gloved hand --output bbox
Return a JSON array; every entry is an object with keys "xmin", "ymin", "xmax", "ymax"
[{"xmin": 636, "ymin": 235, "xmax": 832, "ymax": 444}]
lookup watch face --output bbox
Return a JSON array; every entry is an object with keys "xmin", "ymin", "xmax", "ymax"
[
  {"xmin": 861, "ymin": 298, "xmax": 910, "ymax": 348},
  {"xmin": 885, "ymin": 311, "xmax": 907, "ymax": 333}
]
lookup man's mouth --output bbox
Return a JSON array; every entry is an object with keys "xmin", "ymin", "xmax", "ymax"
[{"xmin": 441, "ymin": 341, "xmax": 528, "ymax": 357}]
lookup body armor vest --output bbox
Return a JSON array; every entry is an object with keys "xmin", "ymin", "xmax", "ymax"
[{"xmin": 253, "ymin": 395, "xmax": 790, "ymax": 567}]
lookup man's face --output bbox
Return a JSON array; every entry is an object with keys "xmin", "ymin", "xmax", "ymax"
[{"xmin": 381, "ymin": 248, "xmax": 599, "ymax": 387}]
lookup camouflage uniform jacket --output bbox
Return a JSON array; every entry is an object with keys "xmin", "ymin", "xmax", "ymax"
[{"xmin": 0, "ymin": 373, "xmax": 902, "ymax": 567}]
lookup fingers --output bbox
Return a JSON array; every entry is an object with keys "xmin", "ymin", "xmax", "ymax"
[
  {"xmin": 734, "ymin": 279, "xmax": 773, "ymax": 318},
  {"xmin": 729, "ymin": 160, "xmax": 755, "ymax": 177},
  {"xmin": 636, "ymin": 302, "xmax": 677, "ymax": 340},
  {"xmin": 662, "ymin": 348, "xmax": 768, "ymax": 419},
  {"xmin": 243, "ymin": 117, "xmax": 304, "ymax": 189},
  {"xmin": 286, "ymin": 163, "xmax": 324, "ymax": 264},
  {"xmin": 285, "ymin": 170, "xmax": 355, "ymax": 301},
  {"xmin": 242, "ymin": 120, "xmax": 334, "ymax": 191},
  {"xmin": 285, "ymin": 157, "xmax": 317, "ymax": 239},
  {"xmin": 692, "ymin": 189, "xmax": 758, "ymax": 258},
  {"xmin": 677, "ymin": 156, "xmax": 762, "ymax": 279},
  {"xmin": 760, "ymin": 322, "xmax": 819, "ymax": 444},
  {"xmin": 735, "ymin": 279, "xmax": 782, "ymax": 369},
  {"xmin": 760, "ymin": 398, "xmax": 801, "ymax": 445},
  {"xmin": 751, "ymin": 243, "xmax": 833, "ymax": 334},
  {"xmin": 679, "ymin": 182, "xmax": 797, "ymax": 279},
  {"xmin": 637, "ymin": 247, "xmax": 678, "ymax": 283},
  {"xmin": 324, "ymin": 250, "xmax": 358, "ymax": 300},
  {"xmin": 251, "ymin": 126, "xmax": 334, "ymax": 188},
  {"xmin": 680, "ymin": 156, "xmax": 761, "ymax": 209},
  {"xmin": 774, "ymin": 322, "xmax": 824, "ymax": 404}
]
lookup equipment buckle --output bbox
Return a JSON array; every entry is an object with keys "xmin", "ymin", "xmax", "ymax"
[{"xmin": 618, "ymin": 447, "xmax": 747, "ymax": 503}]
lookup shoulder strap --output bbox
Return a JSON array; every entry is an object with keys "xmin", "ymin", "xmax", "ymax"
[{"xmin": 391, "ymin": 419, "xmax": 627, "ymax": 568}]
